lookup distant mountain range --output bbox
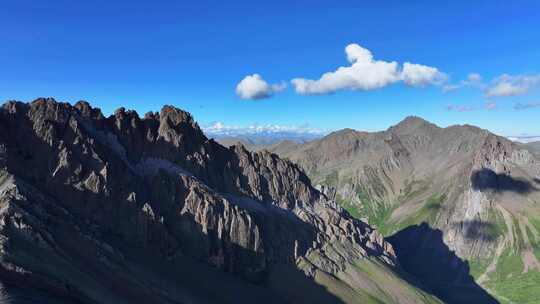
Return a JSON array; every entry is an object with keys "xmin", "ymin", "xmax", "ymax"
[
  {"xmin": 0, "ymin": 99, "xmax": 443, "ymax": 304},
  {"xmin": 211, "ymin": 134, "xmax": 316, "ymax": 152},
  {"xmin": 507, "ymin": 136, "xmax": 540, "ymax": 144},
  {"xmin": 203, "ymin": 122, "xmax": 325, "ymax": 149},
  {"xmin": 256, "ymin": 116, "xmax": 540, "ymax": 304}
]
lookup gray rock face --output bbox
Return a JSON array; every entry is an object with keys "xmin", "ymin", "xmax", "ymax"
[{"xmin": 0, "ymin": 98, "xmax": 402, "ymax": 304}]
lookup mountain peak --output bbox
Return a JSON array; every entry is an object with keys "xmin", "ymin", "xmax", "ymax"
[
  {"xmin": 396, "ymin": 115, "xmax": 429, "ymax": 127},
  {"xmin": 390, "ymin": 116, "xmax": 438, "ymax": 134},
  {"xmin": 325, "ymin": 128, "xmax": 370, "ymax": 138}
]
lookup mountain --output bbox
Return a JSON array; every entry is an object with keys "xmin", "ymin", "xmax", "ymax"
[
  {"xmin": 526, "ymin": 141, "xmax": 540, "ymax": 154},
  {"xmin": 0, "ymin": 99, "xmax": 442, "ymax": 304},
  {"xmin": 212, "ymin": 135, "xmax": 276, "ymax": 149},
  {"xmin": 266, "ymin": 116, "xmax": 540, "ymax": 303},
  {"xmin": 508, "ymin": 136, "xmax": 540, "ymax": 144},
  {"xmin": 212, "ymin": 134, "xmax": 317, "ymax": 152}
]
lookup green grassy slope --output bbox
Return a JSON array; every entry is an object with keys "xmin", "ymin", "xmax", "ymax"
[{"xmin": 317, "ymin": 172, "xmax": 540, "ymax": 304}]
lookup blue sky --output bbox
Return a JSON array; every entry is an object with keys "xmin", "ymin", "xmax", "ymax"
[{"xmin": 1, "ymin": 1, "xmax": 540, "ymax": 137}]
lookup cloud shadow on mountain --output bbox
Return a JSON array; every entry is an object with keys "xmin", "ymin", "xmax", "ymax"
[
  {"xmin": 451, "ymin": 220, "xmax": 499, "ymax": 243},
  {"xmin": 471, "ymin": 168, "xmax": 535, "ymax": 194},
  {"xmin": 388, "ymin": 222, "xmax": 499, "ymax": 304}
]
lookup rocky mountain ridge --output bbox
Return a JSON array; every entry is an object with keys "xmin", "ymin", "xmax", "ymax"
[{"xmin": 0, "ymin": 98, "xmax": 439, "ymax": 304}]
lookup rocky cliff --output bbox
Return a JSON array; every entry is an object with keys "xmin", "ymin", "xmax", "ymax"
[{"xmin": 0, "ymin": 98, "xmax": 440, "ymax": 304}]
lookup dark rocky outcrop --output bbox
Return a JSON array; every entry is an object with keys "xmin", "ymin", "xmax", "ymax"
[{"xmin": 0, "ymin": 98, "xmax": 429, "ymax": 304}]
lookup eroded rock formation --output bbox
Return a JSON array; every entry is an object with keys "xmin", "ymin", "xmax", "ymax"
[{"xmin": 0, "ymin": 98, "xmax": 416, "ymax": 304}]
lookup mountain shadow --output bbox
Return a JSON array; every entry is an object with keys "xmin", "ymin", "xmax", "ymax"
[
  {"xmin": 388, "ymin": 223, "xmax": 499, "ymax": 304},
  {"xmin": 471, "ymin": 168, "xmax": 535, "ymax": 194}
]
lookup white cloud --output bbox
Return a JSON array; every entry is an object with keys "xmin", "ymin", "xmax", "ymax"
[
  {"xmin": 485, "ymin": 101, "xmax": 497, "ymax": 110},
  {"xmin": 446, "ymin": 104, "xmax": 476, "ymax": 112},
  {"xmin": 514, "ymin": 102, "xmax": 540, "ymax": 110},
  {"xmin": 443, "ymin": 73, "xmax": 540, "ymax": 98},
  {"xmin": 485, "ymin": 74, "xmax": 540, "ymax": 97},
  {"xmin": 401, "ymin": 62, "xmax": 447, "ymax": 87},
  {"xmin": 442, "ymin": 84, "xmax": 461, "ymax": 92},
  {"xmin": 486, "ymin": 81, "xmax": 526, "ymax": 97},
  {"xmin": 235, "ymin": 74, "xmax": 286, "ymax": 100},
  {"xmin": 291, "ymin": 43, "xmax": 446, "ymax": 95},
  {"xmin": 468, "ymin": 73, "xmax": 482, "ymax": 83},
  {"xmin": 202, "ymin": 121, "xmax": 326, "ymax": 137},
  {"xmin": 446, "ymin": 101, "xmax": 497, "ymax": 112},
  {"xmin": 442, "ymin": 73, "xmax": 483, "ymax": 92}
]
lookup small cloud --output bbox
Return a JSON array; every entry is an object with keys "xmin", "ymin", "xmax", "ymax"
[
  {"xmin": 486, "ymin": 82, "xmax": 526, "ymax": 97},
  {"xmin": 514, "ymin": 102, "xmax": 540, "ymax": 110},
  {"xmin": 442, "ymin": 73, "xmax": 483, "ymax": 92},
  {"xmin": 446, "ymin": 103, "xmax": 476, "ymax": 112},
  {"xmin": 291, "ymin": 43, "xmax": 446, "ymax": 95},
  {"xmin": 468, "ymin": 73, "xmax": 482, "ymax": 83},
  {"xmin": 485, "ymin": 74, "xmax": 540, "ymax": 97},
  {"xmin": 235, "ymin": 74, "xmax": 286, "ymax": 100},
  {"xmin": 446, "ymin": 101, "xmax": 497, "ymax": 112},
  {"xmin": 442, "ymin": 84, "xmax": 461, "ymax": 92},
  {"xmin": 485, "ymin": 102, "xmax": 497, "ymax": 110}
]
